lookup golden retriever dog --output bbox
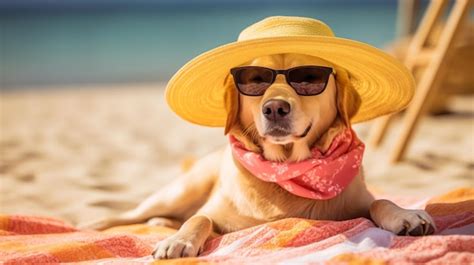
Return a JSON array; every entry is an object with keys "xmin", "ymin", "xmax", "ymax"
[{"xmin": 82, "ymin": 53, "xmax": 435, "ymax": 260}]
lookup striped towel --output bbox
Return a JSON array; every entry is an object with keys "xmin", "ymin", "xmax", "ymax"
[{"xmin": 1, "ymin": 188, "xmax": 473, "ymax": 264}]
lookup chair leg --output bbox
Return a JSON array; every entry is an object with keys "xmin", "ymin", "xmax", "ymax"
[
  {"xmin": 368, "ymin": 0, "xmax": 446, "ymax": 148},
  {"xmin": 389, "ymin": 0, "xmax": 472, "ymax": 163}
]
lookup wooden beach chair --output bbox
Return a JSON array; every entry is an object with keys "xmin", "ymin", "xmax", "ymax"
[{"xmin": 368, "ymin": 0, "xmax": 473, "ymax": 163}]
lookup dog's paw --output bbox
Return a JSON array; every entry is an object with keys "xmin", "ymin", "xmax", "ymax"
[
  {"xmin": 152, "ymin": 235, "xmax": 200, "ymax": 259},
  {"xmin": 379, "ymin": 209, "xmax": 436, "ymax": 236}
]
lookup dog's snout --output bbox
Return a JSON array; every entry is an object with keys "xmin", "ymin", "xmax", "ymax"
[{"xmin": 262, "ymin": 99, "xmax": 291, "ymax": 121}]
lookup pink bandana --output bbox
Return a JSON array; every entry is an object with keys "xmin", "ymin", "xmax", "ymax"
[{"xmin": 230, "ymin": 129, "xmax": 365, "ymax": 200}]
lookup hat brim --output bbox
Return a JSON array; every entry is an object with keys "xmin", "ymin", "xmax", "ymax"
[{"xmin": 165, "ymin": 36, "xmax": 415, "ymax": 126}]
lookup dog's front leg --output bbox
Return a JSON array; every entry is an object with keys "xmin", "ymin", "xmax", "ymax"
[
  {"xmin": 152, "ymin": 215, "xmax": 213, "ymax": 259},
  {"xmin": 370, "ymin": 199, "xmax": 436, "ymax": 236}
]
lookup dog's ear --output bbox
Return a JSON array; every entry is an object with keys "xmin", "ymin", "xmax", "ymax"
[
  {"xmin": 224, "ymin": 76, "xmax": 239, "ymax": 135},
  {"xmin": 333, "ymin": 66, "xmax": 361, "ymax": 126}
]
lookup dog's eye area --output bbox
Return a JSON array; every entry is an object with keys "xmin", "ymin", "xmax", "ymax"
[
  {"xmin": 235, "ymin": 67, "xmax": 273, "ymax": 84},
  {"xmin": 289, "ymin": 71, "xmax": 323, "ymax": 84},
  {"xmin": 240, "ymin": 71, "xmax": 272, "ymax": 84},
  {"xmin": 301, "ymin": 74, "xmax": 319, "ymax": 83},
  {"xmin": 243, "ymin": 75, "xmax": 264, "ymax": 83}
]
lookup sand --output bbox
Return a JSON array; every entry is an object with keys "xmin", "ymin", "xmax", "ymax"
[{"xmin": 1, "ymin": 84, "xmax": 473, "ymax": 226}]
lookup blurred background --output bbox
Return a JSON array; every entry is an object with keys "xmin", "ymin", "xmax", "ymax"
[
  {"xmin": 1, "ymin": 0, "xmax": 402, "ymax": 89},
  {"xmin": 1, "ymin": 0, "xmax": 472, "ymax": 225}
]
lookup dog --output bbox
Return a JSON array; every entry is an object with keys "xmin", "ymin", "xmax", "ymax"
[{"xmin": 82, "ymin": 53, "xmax": 436, "ymax": 260}]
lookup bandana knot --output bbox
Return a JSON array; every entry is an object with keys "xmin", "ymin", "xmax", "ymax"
[{"xmin": 230, "ymin": 129, "xmax": 365, "ymax": 200}]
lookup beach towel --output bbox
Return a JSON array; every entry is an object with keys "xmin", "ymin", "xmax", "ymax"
[{"xmin": 1, "ymin": 188, "xmax": 473, "ymax": 264}]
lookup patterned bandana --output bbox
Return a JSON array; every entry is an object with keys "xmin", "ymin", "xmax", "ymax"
[{"xmin": 230, "ymin": 129, "xmax": 364, "ymax": 200}]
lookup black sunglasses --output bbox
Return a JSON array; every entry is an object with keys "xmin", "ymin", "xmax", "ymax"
[{"xmin": 230, "ymin": 65, "xmax": 335, "ymax": 96}]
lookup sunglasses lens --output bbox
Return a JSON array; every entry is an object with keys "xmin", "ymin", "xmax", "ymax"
[
  {"xmin": 288, "ymin": 67, "xmax": 332, "ymax": 95},
  {"xmin": 232, "ymin": 67, "xmax": 273, "ymax": 96}
]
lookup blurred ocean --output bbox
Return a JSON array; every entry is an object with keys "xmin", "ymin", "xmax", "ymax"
[{"xmin": 0, "ymin": 1, "xmax": 399, "ymax": 89}]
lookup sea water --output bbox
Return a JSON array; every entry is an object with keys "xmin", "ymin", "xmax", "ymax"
[{"xmin": 0, "ymin": 2, "xmax": 398, "ymax": 89}]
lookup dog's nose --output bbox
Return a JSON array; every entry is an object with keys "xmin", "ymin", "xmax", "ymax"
[{"xmin": 262, "ymin": 99, "xmax": 291, "ymax": 121}]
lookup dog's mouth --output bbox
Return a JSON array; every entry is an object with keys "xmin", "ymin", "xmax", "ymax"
[
  {"xmin": 263, "ymin": 123, "xmax": 312, "ymax": 144},
  {"xmin": 296, "ymin": 123, "xmax": 312, "ymax": 138},
  {"xmin": 265, "ymin": 126, "xmax": 291, "ymax": 137}
]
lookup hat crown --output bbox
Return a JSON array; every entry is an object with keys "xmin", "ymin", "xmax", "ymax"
[{"xmin": 238, "ymin": 16, "xmax": 335, "ymax": 41}]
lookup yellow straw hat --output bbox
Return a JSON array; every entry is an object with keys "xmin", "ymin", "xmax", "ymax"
[{"xmin": 166, "ymin": 16, "xmax": 415, "ymax": 126}]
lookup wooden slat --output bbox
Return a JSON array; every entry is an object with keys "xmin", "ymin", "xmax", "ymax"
[
  {"xmin": 390, "ymin": 0, "xmax": 472, "ymax": 163},
  {"xmin": 368, "ymin": 0, "xmax": 448, "ymax": 148}
]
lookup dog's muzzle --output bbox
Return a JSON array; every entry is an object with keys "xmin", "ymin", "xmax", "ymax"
[{"xmin": 262, "ymin": 99, "xmax": 292, "ymax": 137}]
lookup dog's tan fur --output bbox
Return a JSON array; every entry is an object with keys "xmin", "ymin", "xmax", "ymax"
[{"xmin": 81, "ymin": 54, "xmax": 435, "ymax": 259}]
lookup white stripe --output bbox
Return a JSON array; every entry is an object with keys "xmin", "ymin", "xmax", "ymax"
[{"xmin": 279, "ymin": 227, "xmax": 393, "ymax": 264}]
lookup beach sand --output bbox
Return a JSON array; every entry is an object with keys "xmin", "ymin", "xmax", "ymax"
[{"xmin": 1, "ymin": 84, "xmax": 473, "ymax": 225}]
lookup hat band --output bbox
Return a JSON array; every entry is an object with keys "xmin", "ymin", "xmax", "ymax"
[{"xmin": 238, "ymin": 23, "xmax": 335, "ymax": 41}]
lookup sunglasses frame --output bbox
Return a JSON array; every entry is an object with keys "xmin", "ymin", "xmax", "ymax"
[{"xmin": 230, "ymin": 65, "xmax": 335, "ymax": 96}]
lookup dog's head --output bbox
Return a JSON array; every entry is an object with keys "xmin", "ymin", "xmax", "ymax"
[{"xmin": 225, "ymin": 53, "xmax": 360, "ymax": 161}]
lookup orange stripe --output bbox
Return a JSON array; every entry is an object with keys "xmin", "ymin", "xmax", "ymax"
[
  {"xmin": 49, "ymin": 242, "xmax": 114, "ymax": 262},
  {"xmin": 426, "ymin": 188, "xmax": 474, "ymax": 216},
  {"xmin": 0, "ymin": 241, "xmax": 113, "ymax": 261},
  {"xmin": 261, "ymin": 220, "xmax": 313, "ymax": 249},
  {"xmin": 331, "ymin": 253, "xmax": 387, "ymax": 265},
  {"xmin": 0, "ymin": 241, "xmax": 26, "ymax": 251},
  {"xmin": 427, "ymin": 188, "xmax": 474, "ymax": 204},
  {"xmin": 0, "ymin": 215, "xmax": 10, "ymax": 231}
]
